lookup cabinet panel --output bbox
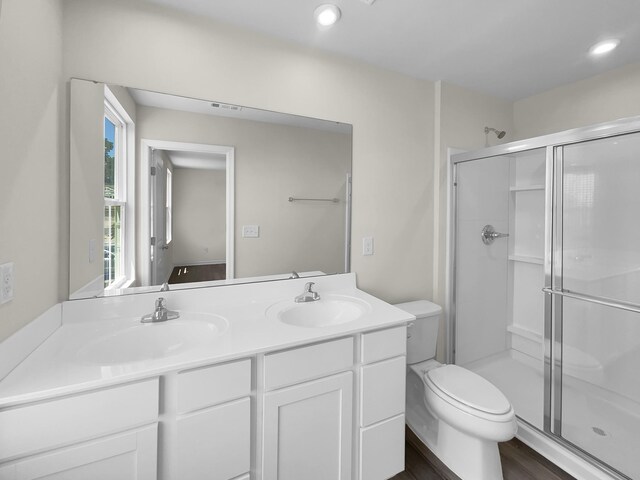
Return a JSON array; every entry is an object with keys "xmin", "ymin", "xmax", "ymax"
[
  {"xmin": 176, "ymin": 398, "xmax": 250, "ymax": 480},
  {"xmin": 177, "ymin": 359, "xmax": 251, "ymax": 414},
  {"xmin": 361, "ymin": 326, "xmax": 406, "ymax": 364},
  {"xmin": 263, "ymin": 372, "xmax": 353, "ymax": 480},
  {"xmin": 264, "ymin": 337, "xmax": 353, "ymax": 390},
  {"xmin": 0, "ymin": 379, "xmax": 159, "ymax": 462},
  {"xmin": 359, "ymin": 415, "xmax": 405, "ymax": 480},
  {"xmin": 360, "ymin": 356, "xmax": 406, "ymax": 427},
  {"xmin": 0, "ymin": 425, "xmax": 157, "ymax": 480}
]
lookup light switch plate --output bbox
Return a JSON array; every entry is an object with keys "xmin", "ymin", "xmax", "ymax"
[
  {"xmin": 0, "ymin": 262, "xmax": 14, "ymax": 304},
  {"xmin": 362, "ymin": 236, "xmax": 374, "ymax": 256},
  {"xmin": 242, "ymin": 225, "xmax": 260, "ymax": 238}
]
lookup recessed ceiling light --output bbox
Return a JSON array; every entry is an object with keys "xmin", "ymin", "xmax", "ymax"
[
  {"xmin": 314, "ymin": 4, "xmax": 341, "ymax": 27},
  {"xmin": 589, "ymin": 39, "xmax": 620, "ymax": 56}
]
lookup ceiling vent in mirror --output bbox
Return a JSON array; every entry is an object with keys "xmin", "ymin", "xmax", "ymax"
[{"xmin": 211, "ymin": 102, "xmax": 242, "ymax": 111}]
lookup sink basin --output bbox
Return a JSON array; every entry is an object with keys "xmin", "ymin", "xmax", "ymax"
[
  {"xmin": 76, "ymin": 312, "xmax": 228, "ymax": 365},
  {"xmin": 268, "ymin": 294, "xmax": 370, "ymax": 328}
]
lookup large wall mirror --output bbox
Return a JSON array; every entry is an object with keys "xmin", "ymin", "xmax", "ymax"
[{"xmin": 69, "ymin": 78, "xmax": 352, "ymax": 299}]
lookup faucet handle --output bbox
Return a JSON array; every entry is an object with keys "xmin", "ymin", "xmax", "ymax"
[
  {"xmin": 304, "ymin": 282, "xmax": 315, "ymax": 292},
  {"xmin": 155, "ymin": 297, "xmax": 166, "ymax": 310}
]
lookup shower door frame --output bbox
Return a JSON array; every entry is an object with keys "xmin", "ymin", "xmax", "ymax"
[{"xmin": 449, "ymin": 115, "xmax": 640, "ymax": 480}]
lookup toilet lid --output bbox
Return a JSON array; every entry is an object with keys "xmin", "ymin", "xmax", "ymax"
[{"xmin": 426, "ymin": 365, "xmax": 511, "ymax": 415}]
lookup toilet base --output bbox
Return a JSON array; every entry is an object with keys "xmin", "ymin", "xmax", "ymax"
[
  {"xmin": 434, "ymin": 419, "xmax": 504, "ymax": 480},
  {"xmin": 406, "ymin": 365, "xmax": 511, "ymax": 480}
]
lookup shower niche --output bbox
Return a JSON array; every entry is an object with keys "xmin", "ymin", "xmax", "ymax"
[
  {"xmin": 506, "ymin": 149, "xmax": 545, "ymax": 380},
  {"xmin": 452, "ymin": 120, "xmax": 640, "ymax": 480}
]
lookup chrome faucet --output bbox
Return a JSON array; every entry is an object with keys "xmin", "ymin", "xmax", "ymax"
[
  {"xmin": 141, "ymin": 297, "xmax": 180, "ymax": 323},
  {"xmin": 295, "ymin": 282, "xmax": 320, "ymax": 303}
]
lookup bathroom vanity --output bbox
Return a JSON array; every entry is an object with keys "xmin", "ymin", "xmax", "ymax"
[{"xmin": 0, "ymin": 274, "xmax": 412, "ymax": 480}]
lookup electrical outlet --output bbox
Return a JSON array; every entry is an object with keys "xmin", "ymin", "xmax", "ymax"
[
  {"xmin": 0, "ymin": 262, "xmax": 14, "ymax": 304},
  {"xmin": 242, "ymin": 225, "xmax": 260, "ymax": 238},
  {"xmin": 362, "ymin": 236, "xmax": 374, "ymax": 256}
]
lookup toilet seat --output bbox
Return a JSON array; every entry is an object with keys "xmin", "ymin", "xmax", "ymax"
[{"xmin": 425, "ymin": 365, "xmax": 513, "ymax": 421}]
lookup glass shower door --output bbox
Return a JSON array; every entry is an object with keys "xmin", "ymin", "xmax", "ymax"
[
  {"xmin": 554, "ymin": 132, "xmax": 640, "ymax": 479},
  {"xmin": 454, "ymin": 148, "xmax": 546, "ymax": 431},
  {"xmin": 454, "ymin": 155, "xmax": 510, "ymax": 367}
]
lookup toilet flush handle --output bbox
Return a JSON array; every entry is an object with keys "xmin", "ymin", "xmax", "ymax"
[{"xmin": 407, "ymin": 322, "xmax": 415, "ymax": 339}]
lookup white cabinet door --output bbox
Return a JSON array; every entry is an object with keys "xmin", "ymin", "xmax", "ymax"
[
  {"xmin": 360, "ymin": 356, "xmax": 406, "ymax": 427},
  {"xmin": 263, "ymin": 372, "xmax": 353, "ymax": 480},
  {"xmin": 359, "ymin": 414, "xmax": 405, "ymax": 480},
  {"xmin": 176, "ymin": 397, "xmax": 251, "ymax": 480},
  {"xmin": 0, "ymin": 425, "xmax": 157, "ymax": 480}
]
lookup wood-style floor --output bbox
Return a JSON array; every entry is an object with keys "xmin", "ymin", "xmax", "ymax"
[
  {"xmin": 392, "ymin": 430, "xmax": 576, "ymax": 480},
  {"xmin": 168, "ymin": 263, "xmax": 226, "ymax": 284}
]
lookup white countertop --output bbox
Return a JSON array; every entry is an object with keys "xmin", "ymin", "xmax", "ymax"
[{"xmin": 0, "ymin": 274, "xmax": 413, "ymax": 407}]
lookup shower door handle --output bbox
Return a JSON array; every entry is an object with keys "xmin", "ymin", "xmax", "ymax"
[{"xmin": 481, "ymin": 224, "xmax": 509, "ymax": 245}]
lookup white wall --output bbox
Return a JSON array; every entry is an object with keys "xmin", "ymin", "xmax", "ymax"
[
  {"xmin": 62, "ymin": 0, "xmax": 435, "ymax": 302},
  {"xmin": 172, "ymin": 168, "xmax": 226, "ymax": 266},
  {"xmin": 514, "ymin": 62, "xmax": 640, "ymax": 139},
  {"xmin": 0, "ymin": 0, "xmax": 63, "ymax": 342}
]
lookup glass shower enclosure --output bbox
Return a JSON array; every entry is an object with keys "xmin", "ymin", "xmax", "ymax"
[{"xmin": 450, "ymin": 118, "xmax": 640, "ymax": 480}]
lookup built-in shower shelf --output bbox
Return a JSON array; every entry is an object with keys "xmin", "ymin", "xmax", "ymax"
[
  {"xmin": 509, "ymin": 184, "xmax": 545, "ymax": 192},
  {"xmin": 509, "ymin": 254, "xmax": 544, "ymax": 265},
  {"xmin": 507, "ymin": 324, "xmax": 542, "ymax": 343}
]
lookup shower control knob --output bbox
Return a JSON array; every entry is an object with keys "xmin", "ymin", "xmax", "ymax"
[{"xmin": 481, "ymin": 224, "xmax": 509, "ymax": 245}]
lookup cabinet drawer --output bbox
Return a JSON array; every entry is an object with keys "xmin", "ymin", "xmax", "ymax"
[
  {"xmin": 359, "ymin": 414, "xmax": 405, "ymax": 480},
  {"xmin": 0, "ymin": 424, "xmax": 157, "ymax": 480},
  {"xmin": 360, "ymin": 356, "xmax": 406, "ymax": 427},
  {"xmin": 176, "ymin": 398, "xmax": 250, "ymax": 480},
  {"xmin": 361, "ymin": 326, "xmax": 406, "ymax": 364},
  {"xmin": 177, "ymin": 359, "xmax": 251, "ymax": 414},
  {"xmin": 264, "ymin": 337, "xmax": 354, "ymax": 390},
  {"xmin": 0, "ymin": 378, "xmax": 159, "ymax": 462}
]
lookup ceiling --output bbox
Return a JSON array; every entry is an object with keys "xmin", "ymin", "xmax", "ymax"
[
  {"xmin": 138, "ymin": 0, "xmax": 640, "ymax": 100},
  {"xmin": 127, "ymin": 86, "xmax": 352, "ymax": 169},
  {"xmin": 163, "ymin": 150, "xmax": 226, "ymax": 171}
]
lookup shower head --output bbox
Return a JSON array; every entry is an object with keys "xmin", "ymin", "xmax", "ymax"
[
  {"xmin": 485, "ymin": 126, "xmax": 506, "ymax": 139},
  {"xmin": 484, "ymin": 127, "xmax": 507, "ymax": 143}
]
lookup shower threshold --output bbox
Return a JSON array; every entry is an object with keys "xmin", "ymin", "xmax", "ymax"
[{"xmin": 465, "ymin": 349, "xmax": 639, "ymax": 480}]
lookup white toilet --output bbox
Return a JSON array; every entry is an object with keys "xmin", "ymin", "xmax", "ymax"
[{"xmin": 396, "ymin": 300, "xmax": 517, "ymax": 480}]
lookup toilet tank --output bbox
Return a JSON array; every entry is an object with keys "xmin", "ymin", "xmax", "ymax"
[{"xmin": 394, "ymin": 300, "xmax": 442, "ymax": 364}]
